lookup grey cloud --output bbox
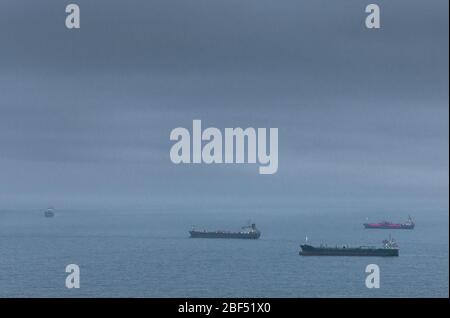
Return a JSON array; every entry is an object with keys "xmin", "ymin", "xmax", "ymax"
[{"xmin": 0, "ymin": 0, "xmax": 447, "ymax": 212}]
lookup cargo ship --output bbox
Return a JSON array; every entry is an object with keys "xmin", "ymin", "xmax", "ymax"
[
  {"xmin": 363, "ymin": 216, "xmax": 414, "ymax": 229},
  {"xmin": 189, "ymin": 223, "xmax": 261, "ymax": 239},
  {"xmin": 299, "ymin": 237, "xmax": 399, "ymax": 256}
]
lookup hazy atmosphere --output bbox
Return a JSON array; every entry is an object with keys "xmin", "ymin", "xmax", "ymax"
[
  {"xmin": 0, "ymin": 0, "xmax": 448, "ymax": 213},
  {"xmin": 0, "ymin": 0, "xmax": 448, "ymax": 299}
]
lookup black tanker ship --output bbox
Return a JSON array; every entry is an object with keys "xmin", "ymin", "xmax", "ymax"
[
  {"xmin": 189, "ymin": 223, "xmax": 261, "ymax": 239},
  {"xmin": 299, "ymin": 237, "xmax": 399, "ymax": 256}
]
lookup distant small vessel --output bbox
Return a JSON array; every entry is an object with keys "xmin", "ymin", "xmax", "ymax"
[
  {"xmin": 189, "ymin": 223, "xmax": 261, "ymax": 239},
  {"xmin": 44, "ymin": 207, "xmax": 55, "ymax": 218},
  {"xmin": 364, "ymin": 215, "xmax": 415, "ymax": 229},
  {"xmin": 299, "ymin": 237, "xmax": 399, "ymax": 256}
]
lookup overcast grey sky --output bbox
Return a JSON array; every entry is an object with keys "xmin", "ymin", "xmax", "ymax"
[{"xmin": 0, "ymin": 0, "xmax": 448, "ymax": 213}]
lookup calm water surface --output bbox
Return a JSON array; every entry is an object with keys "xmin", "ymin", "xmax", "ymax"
[{"xmin": 0, "ymin": 208, "xmax": 448, "ymax": 297}]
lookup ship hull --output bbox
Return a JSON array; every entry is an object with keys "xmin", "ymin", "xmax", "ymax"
[
  {"xmin": 363, "ymin": 223, "xmax": 414, "ymax": 229},
  {"xmin": 189, "ymin": 231, "xmax": 260, "ymax": 239},
  {"xmin": 299, "ymin": 244, "xmax": 399, "ymax": 256}
]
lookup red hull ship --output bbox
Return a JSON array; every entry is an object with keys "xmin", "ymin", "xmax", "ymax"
[{"xmin": 364, "ymin": 216, "xmax": 415, "ymax": 230}]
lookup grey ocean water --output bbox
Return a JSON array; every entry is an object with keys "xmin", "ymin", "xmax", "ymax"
[{"xmin": 0, "ymin": 207, "xmax": 448, "ymax": 297}]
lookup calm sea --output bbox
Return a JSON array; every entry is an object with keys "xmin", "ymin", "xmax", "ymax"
[{"xmin": 0, "ymin": 207, "xmax": 448, "ymax": 297}]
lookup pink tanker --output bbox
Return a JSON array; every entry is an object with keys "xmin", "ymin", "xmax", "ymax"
[{"xmin": 364, "ymin": 216, "xmax": 415, "ymax": 229}]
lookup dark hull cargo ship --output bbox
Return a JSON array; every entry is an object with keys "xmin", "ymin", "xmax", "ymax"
[
  {"xmin": 363, "ymin": 215, "xmax": 414, "ymax": 229},
  {"xmin": 299, "ymin": 238, "xmax": 399, "ymax": 256},
  {"xmin": 189, "ymin": 223, "xmax": 261, "ymax": 239}
]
